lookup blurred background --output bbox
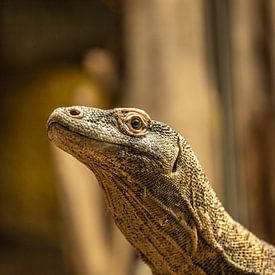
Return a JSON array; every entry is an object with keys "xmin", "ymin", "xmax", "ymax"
[{"xmin": 0, "ymin": 0, "xmax": 274, "ymax": 274}]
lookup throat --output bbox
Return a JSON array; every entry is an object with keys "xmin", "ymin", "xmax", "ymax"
[{"xmin": 96, "ymin": 172, "xmax": 202, "ymax": 273}]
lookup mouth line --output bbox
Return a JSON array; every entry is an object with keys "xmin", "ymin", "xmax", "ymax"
[
  {"xmin": 48, "ymin": 121, "xmax": 132, "ymax": 156},
  {"xmin": 47, "ymin": 121, "xmax": 104, "ymax": 144},
  {"xmin": 47, "ymin": 120, "xmax": 164, "ymax": 167}
]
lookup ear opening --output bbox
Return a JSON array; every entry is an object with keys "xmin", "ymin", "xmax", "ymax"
[{"xmin": 172, "ymin": 136, "xmax": 181, "ymax": 173}]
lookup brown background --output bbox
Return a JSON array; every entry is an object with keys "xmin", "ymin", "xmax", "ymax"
[{"xmin": 0, "ymin": 1, "xmax": 274, "ymax": 274}]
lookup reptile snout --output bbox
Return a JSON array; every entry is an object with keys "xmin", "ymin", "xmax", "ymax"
[
  {"xmin": 47, "ymin": 106, "xmax": 84, "ymax": 129},
  {"xmin": 47, "ymin": 109, "xmax": 60, "ymax": 129}
]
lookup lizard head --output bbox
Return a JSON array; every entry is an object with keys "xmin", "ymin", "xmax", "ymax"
[
  {"xmin": 47, "ymin": 106, "xmax": 181, "ymax": 177},
  {"xmin": 47, "ymin": 106, "xmax": 203, "ymax": 263}
]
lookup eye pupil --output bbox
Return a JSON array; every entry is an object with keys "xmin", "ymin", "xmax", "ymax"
[{"xmin": 131, "ymin": 118, "xmax": 142, "ymax": 129}]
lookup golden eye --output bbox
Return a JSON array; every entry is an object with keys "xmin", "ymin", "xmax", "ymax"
[
  {"xmin": 126, "ymin": 114, "xmax": 147, "ymax": 134},
  {"xmin": 130, "ymin": 116, "xmax": 143, "ymax": 130},
  {"xmin": 113, "ymin": 108, "xmax": 150, "ymax": 137}
]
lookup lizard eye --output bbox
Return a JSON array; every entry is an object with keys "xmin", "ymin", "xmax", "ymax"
[
  {"xmin": 126, "ymin": 114, "xmax": 147, "ymax": 135},
  {"xmin": 129, "ymin": 116, "xmax": 143, "ymax": 130},
  {"xmin": 113, "ymin": 109, "xmax": 151, "ymax": 137}
]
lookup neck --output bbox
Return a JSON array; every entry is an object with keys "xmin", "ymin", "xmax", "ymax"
[{"xmin": 180, "ymin": 141, "xmax": 274, "ymax": 273}]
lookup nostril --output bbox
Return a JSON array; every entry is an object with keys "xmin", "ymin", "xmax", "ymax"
[
  {"xmin": 68, "ymin": 108, "xmax": 83, "ymax": 117},
  {"xmin": 70, "ymin": 109, "xmax": 80, "ymax": 116}
]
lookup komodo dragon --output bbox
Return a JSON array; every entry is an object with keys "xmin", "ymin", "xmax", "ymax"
[{"xmin": 47, "ymin": 106, "xmax": 275, "ymax": 274}]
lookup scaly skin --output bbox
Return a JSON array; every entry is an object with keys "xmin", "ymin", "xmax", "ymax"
[{"xmin": 47, "ymin": 106, "xmax": 275, "ymax": 274}]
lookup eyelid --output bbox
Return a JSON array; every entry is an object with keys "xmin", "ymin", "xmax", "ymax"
[{"xmin": 113, "ymin": 110, "xmax": 150, "ymax": 137}]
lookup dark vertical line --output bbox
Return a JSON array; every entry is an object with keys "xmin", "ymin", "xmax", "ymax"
[
  {"xmin": 256, "ymin": 0, "xmax": 275, "ymax": 242},
  {"xmin": 205, "ymin": 0, "xmax": 240, "ymax": 220}
]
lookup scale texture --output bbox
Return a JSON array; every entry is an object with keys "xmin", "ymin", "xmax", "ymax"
[{"xmin": 47, "ymin": 106, "xmax": 275, "ymax": 274}]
